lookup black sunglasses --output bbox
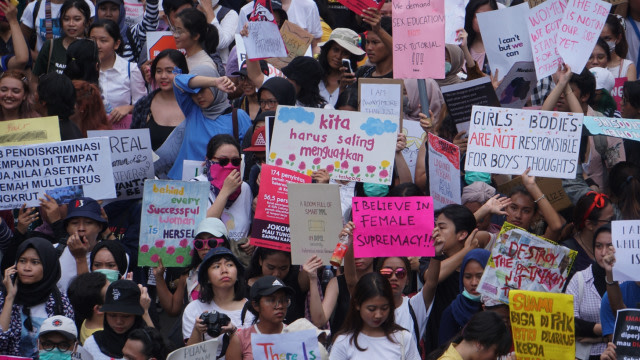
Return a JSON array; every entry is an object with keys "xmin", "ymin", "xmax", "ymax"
[
  {"xmin": 213, "ymin": 157, "xmax": 242, "ymax": 167},
  {"xmin": 193, "ymin": 237, "xmax": 225, "ymax": 250}
]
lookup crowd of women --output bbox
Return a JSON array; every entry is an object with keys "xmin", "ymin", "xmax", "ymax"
[{"xmin": 1, "ymin": 0, "xmax": 640, "ymax": 358}]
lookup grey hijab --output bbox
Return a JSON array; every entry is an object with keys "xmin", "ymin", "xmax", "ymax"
[{"xmin": 190, "ymin": 65, "xmax": 229, "ymax": 120}]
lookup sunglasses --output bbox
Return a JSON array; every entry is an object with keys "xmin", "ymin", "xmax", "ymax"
[
  {"xmin": 379, "ymin": 267, "xmax": 407, "ymax": 280},
  {"xmin": 213, "ymin": 157, "xmax": 242, "ymax": 167},
  {"xmin": 193, "ymin": 237, "xmax": 225, "ymax": 250}
]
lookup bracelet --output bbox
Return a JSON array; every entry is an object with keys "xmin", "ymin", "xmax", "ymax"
[
  {"xmin": 534, "ymin": 194, "xmax": 546, "ymax": 203},
  {"xmin": 434, "ymin": 254, "xmax": 447, "ymax": 261},
  {"xmin": 605, "ymin": 278, "xmax": 618, "ymax": 285}
]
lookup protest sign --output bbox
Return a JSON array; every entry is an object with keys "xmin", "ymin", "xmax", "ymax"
[
  {"xmin": 612, "ymin": 77, "xmax": 626, "ymax": 111},
  {"xmin": 528, "ymin": 0, "xmax": 545, "ymax": 7},
  {"xmin": 251, "ymin": 165, "xmax": 311, "ymax": 251},
  {"xmin": 495, "ymin": 61, "xmax": 538, "ymax": 109},
  {"xmin": 427, "ymin": 133, "xmax": 460, "ymax": 210},
  {"xmin": 124, "ymin": 0, "xmax": 144, "ymax": 29},
  {"xmin": 252, "ymin": 329, "xmax": 319, "ymax": 360},
  {"xmin": 288, "ymin": 184, "xmax": 343, "ymax": 265},
  {"xmin": 268, "ymin": 106, "xmax": 399, "ymax": 185},
  {"xmin": 351, "ymin": 196, "xmax": 434, "ymax": 258},
  {"xmin": 444, "ymin": 0, "xmax": 465, "ymax": 44},
  {"xmin": 181, "ymin": 160, "xmax": 204, "ymax": 181},
  {"xmin": 245, "ymin": 21, "xmax": 288, "ymax": 60},
  {"xmin": 557, "ymin": 0, "xmax": 611, "ymax": 73},
  {"xmin": 478, "ymin": 222, "xmax": 577, "ymax": 303},
  {"xmin": 613, "ymin": 309, "xmax": 640, "ymax": 359},
  {"xmin": 87, "ymin": 129, "xmax": 154, "ymax": 201},
  {"xmin": 335, "ymin": 0, "xmax": 383, "ymax": 16},
  {"xmin": 267, "ymin": 21, "xmax": 313, "ymax": 69},
  {"xmin": 583, "ymin": 116, "xmax": 640, "ymax": 142},
  {"xmin": 465, "ymin": 106, "xmax": 584, "ymax": 179},
  {"xmin": 441, "ymin": 78, "xmax": 501, "ymax": 134},
  {"xmin": 153, "ymin": 121, "xmax": 185, "ymax": 179},
  {"xmin": 358, "ymin": 78, "xmax": 404, "ymax": 123},
  {"xmin": 612, "ymin": 220, "xmax": 640, "ymax": 281},
  {"xmin": 138, "ymin": 180, "xmax": 208, "ymax": 267},
  {"xmin": 0, "ymin": 138, "xmax": 116, "ymax": 209},
  {"xmin": 167, "ymin": 339, "xmax": 218, "ymax": 360},
  {"xmin": 401, "ymin": 120, "xmax": 425, "ymax": 182},
  {"xmin": 147, "ymin": 31, "xmax": 181, "ymax": 61},
  {"xmin": 478, "ymin": 3, "xmax": 533, "ymax": 81},
  {"xmin": 527, "ymin": 0, "xmax": 566, "ymax": 79},
  {"xmin": 497, "ymin": 177, "xmax": 572, "ymax": 212},
  {"xmin": 509, "ymin": 290, "xmax": 575, "ymax": 360},
  {"xmin": 392, "ymin": 0, "xmax": 445, "ymax": 79},
  {"xmin": 0, "ymin": 116, "xmax": 60, "ymax": 146}
]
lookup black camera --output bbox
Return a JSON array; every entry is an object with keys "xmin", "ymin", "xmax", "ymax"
[{"xmin": 199, "ymin": 311, "xmax": 231, "ymax": 338}]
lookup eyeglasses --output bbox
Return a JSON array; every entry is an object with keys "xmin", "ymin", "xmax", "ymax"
[
  {"xmin": 379, "ymin": 267, "xmax": 407, "ymax": 280},
  {"xmin": 193, "ymin": 237, "xmax": 225, "ymax": 250},
  {"xmin": 213, "ymin": 157, "xmax": 242, "ymax": 167},
  {"xmin": 263, "ymin": 296, "xmax": 291, "ymax": 308},
  {"xmin": 258, "ymin": 99, "xmax": 278, "ymax": 107},
  {"xmin": 40, "ymin": 340, "xmax": 73, "ymax": 352},
  {"xmin": 170, "ymin": 26, "xmax": 186, "ymax": 36}
]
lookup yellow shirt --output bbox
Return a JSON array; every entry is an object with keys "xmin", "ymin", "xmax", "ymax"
[
  {"xmin": 439, "ymin": 343, "xmax": 463, "ymax": 360},
  {"xmin": 79, "ymin": 319, "xmax": 102, "ymax": 345}
]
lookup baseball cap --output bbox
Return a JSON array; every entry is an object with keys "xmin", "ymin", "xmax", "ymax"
[
  {"xmin": 97, "ymin": 0, "xmax": 123, "ymax": 7},
  {"xmin": 100, "ymin": 280, "xmax": 144, "ymax": 316},
  {"xmin": 590, "ymin": 67, "xmax": 615, "ymax": 93},
  {"xmin": 39, "ymin": 316, "xmax": 77, "ymax": 341},
  {"xmin": 232, "ymin": 60, "xmax": 269, "ymax": 77},
  {"xmin": 198, "ymin": 247, "xmax": 245, "ymax": 286},
  {"xmin": 64, "ymin": 197, "xmax": 108, "ymax": 230},
  {"xmin": 244, "ymin": 126, "xmax": 266, "ymax": 152},
  {"xmin": 318, "ymin": 28, "xmax": 365, "ymax": 56},
  {"xmin": 195, "ymin": 218, "xmax": 228, "ymax": 238},
  {"xmin": 250, "ymin": 275, "xmax": 294, "ymax": 301}
]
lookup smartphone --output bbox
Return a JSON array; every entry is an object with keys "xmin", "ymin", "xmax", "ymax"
[
  {"xmin": 342, "ymin": 59, "xmax": 354, "ymax": 74},
  {"xmin": 10, "ymin": 273, "xmax": 16, "ymax": 285}
]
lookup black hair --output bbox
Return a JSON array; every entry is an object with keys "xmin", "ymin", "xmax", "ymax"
[
  {"xmin": 377, "ymin": 256, "xmax": 412, "ymax": 293},
  {"xmin": 573, "ymin": 192, "xmax": 612, "ymax": 231},
  {"xmin": 205, "ymin": 134, "xmax": 241, "ymax": 160},
  {"xmin": 464, "ymin": 0, "xmax": 498, "ymax": 47},
  {"xmin": 90, "ymin": 241, "xmax": 129, "ymax": 275},
  {"xmin": 318, "ymin": 41, "xmax": 363, "ymax": 77},
  {"xmin": 89, "ymin": 19, "xmax": 123, "ymax": 55},
  {"xmin": 162, "ymin": 0, "xmax": 193, "ymax": 17},
  {"xmin": 569, "ymin": 67, "xmax": 596, "ymax": 105},
  {"xmin": 593, "ymin": 38, "xmax": 612, "ymax": 63},
  {"xmin": 37, "ymin": 73, "xmax": 76, "ymax": 119},
  {"xmin": 177, "ymin": 8, "xmax": 219, "ymax": 54},
  {"xmin": 435, "ymin": 204, "xmax": 477, "ymax": 235},
  {"xmin": 246, "ymin": 248, "xmax": 291, "ymax": 280},
  {"xmin": 461, "ymin": 311, "xmax": 512, "ymax": 356},
  {"xmin": 508, "ymin": 185, "xmax": 538, "ymax": 212},
  {"xmin": 591, "ymin": 88, "xmax": 618, "ymax": 117},
  {"xmin": 335, "ymin": 86, "xmax": 358, "ymax": 110},
  {"xmin": 60, "ymin": 0, "xmax": 91, "ymax": 37},
  {"xmin": 605, "ymin": 14, "xmax": 629, "ymax": 59},
  {"xmin": 151, "ymin": 49, "xmax": 189, "ymax": 86},
  {"xmin": 388, "ymin": 183, "xmax": 424, "ymax": 197},
  {"xmin": 284, "ymin": 57, "xmax": 326, "ymax": 108},
  {"xmin": 127, "ymin": 328, "xmax": 170, "ymax": 360},
  {"xmin": 67, "ymin": 272, "xmax": 108, "ymax": 330},
  {"xmin": 609, "ymin": 161, "xmax": 640, "ymax": 220},
  {"xmin": 65, "ymin": 39, "xmax": 100, "ymax": 84},
  {"xmin": 198, "ymin": 254, "xmax": 246, "ymax": 302},
  {"xmin": 246, "ymin": 287, "xmax": 290, "ymax": 324},
  {"xmin": 593, "ymin": 224, "xmax": 612, "ymax": 253},
  {"xmin": 623, "ymin": 80, "xmax": 640, "ymax": 109}
]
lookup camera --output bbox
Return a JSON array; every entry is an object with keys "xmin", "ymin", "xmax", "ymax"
[{"xmin": 199, "ymin": 311, "xmax": 231, "ymax": 338}]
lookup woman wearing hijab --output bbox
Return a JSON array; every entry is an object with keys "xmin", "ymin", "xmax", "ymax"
[
  {"xmin": 90, "ymin": 240, "xmax": 129, "ymax": 282},
  {"xmin": 256, "ymin": 77, "xmax": 297, "ymax": 114},
  {"xmin": 168, "ymin": 65, "xmax": 252, "ymax": 180},
  {"xmin": 0, "ymin": 238, "xmax": 74, "ymax": 357},
  {"xmin": 403, "ymin": 78, "xmax": 444, "ymax": 122},
  {"xmin": 438, "ymin": 248, "xmax": 490, "ymax": 346}
]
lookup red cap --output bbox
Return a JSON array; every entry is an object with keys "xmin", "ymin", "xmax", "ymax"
[{"xmin": 244, "ymin": 126, "xmax": 266, "ymax": 152}]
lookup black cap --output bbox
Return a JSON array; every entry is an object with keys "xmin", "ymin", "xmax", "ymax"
[
  {"xmin": 250, "ymin": 275, "xmax": 294, "ymax": 301},
  {"xmin": 232, "ymin": 60, "xmax": 270, "ymax": 77},
  {"xmin": 100, "ymin": 280, "xmax": 144, "ymax": 316},
  {"xmin": 282, "ymin": 56, "xmax": 323, "ymax": 86},
  {"xmin": 97, "ymin": 0, "xmax": 123, "ymax": 7}
]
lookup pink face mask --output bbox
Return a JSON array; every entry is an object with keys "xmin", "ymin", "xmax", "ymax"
[{"xmin": 207, "ymin": 160, "xmax": 242, "ymax": 201}]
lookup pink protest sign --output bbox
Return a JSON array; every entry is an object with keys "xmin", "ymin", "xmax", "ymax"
[
  {"xmin": 527, "ymin": 0, "xmax": 567, "ymax": 79},
  {"xmin": 336, "ymin": 0, "xmax": 383, "ymax": 16},
  {"xmin": 612, "ymin": 77, "xmax": 626, "ymax": 111},
  {"xmin": 351, "ymin": 196, "xmax": 434, "ymax": 258},
  {"xmin": 392, "ymin": 0, "xmax": 445, "ymax": 79}
]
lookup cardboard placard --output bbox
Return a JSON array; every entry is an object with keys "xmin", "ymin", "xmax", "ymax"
[
  {"xmin": 147, "ymin": 31, "xmax": 182, "ymax": 61},
  {"xmin": 251, "ymin": 329, "xmax": 320, "ymax": 360},
  {"xmin": 392, "ymin": 0, "xmax": 445, "ymax": 79},
  {"xmin": 444, "ymin": 0, "xmax": 465, "ymax": 45},
  {"xmin": 478, "ymin": 222, "xmax": 577, "ymax": 304},
  {"xmin": 583, "ymin": 116, "xmax": 640, "ymax": 142},
  {"xmin": 245, "ymin": 21, "xmax": 288, "ymax": 60},
  {"xmin": 0, "ymin": 116, "xmax": 60, "ymax": 146},
  {"xmin": 427, "ymin": 133, "xmax": 461, "ymax": 210},
  {"xmin": 167, "ymin": 339, "xmax": 218, "ymax": 360},
  {"xmin": 495, "ymin": 61, "xmax": 538, "ymax": 109},
  {"xmin": 527, "ymin": 0, "xmax": 567, "ymax": 79},
  {"xmin": 250, "ymin": 165, "xmax": 312, "ymax": 251},
  {"xmin": 288, "ymin": 183, "xmax": 343, "ymax": 265},
  {"xmin": 138, "ymin": 180, "xmax": 208, "ymax": 267},
  {"xmin": 358, "ymin": 78, "xmax": 404, "ymax": 123},
  {"xmin": 612, "ymin": 220, "xmax": 640, "ymax": 282},
  {"xmin": 267, "ymin": 20, "xmax": 313, "ymax": 69},
  {"xmin": 87, "ymin": 129, "xmax": 154, "ymax": 201},
  {"xmin": 477, "ymin": 3, "xmax": 533, "ymax": 81},
  {"xmin": 0, "ymin": 138, "xmax": 116, "ymax": 209},
  {"xmin": 496, "ymin": 177, "xmax": 572, "ymax": 212},
  {"xmin": 351, "ymin": 196, "xmax": 435, "ymax": 258},
  {"xmin": 613, "ymin": 309, "xmax": 640, "ymax": 359},
  {"xmin": 557, "ymin": 0, "xmax": 611, "ymax": 74},
  {"xmin": 268, "ymin": 106, "xmax": 399, "ymax": 185},
  {"xmin": 509, "ymin": 290, "xmax": 575, "ymax": 360},
  {"xmin": 465, "ymin": 106, "xmax": 583, "ymax": 179},
  {"xmin": 441, "ymin": 77, "xmax": 501, "ymax": 134}
]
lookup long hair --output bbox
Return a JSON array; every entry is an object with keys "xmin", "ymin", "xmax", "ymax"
[
  {"xmin": 609, "ymin": 161, "xmax": 640, "ymax": 220},
  {"xmin": 318, "ymin": 41, "xmax": 363, "ymax": 78},
  {"xmin": 177, "ymin": 8, "xmax": 219, "ymax": 54},
  {"xmin": 150, "ymin": 49, "xmax": 189, "ymax": 88},
  {"xmin": 606, "ymin": 14, "xmax": 629, "ymax": 59},
  {"xmin": 464, "ymin": 0, "xmax": 498, "ymax": 47},
  {"xmin": 89, "ymin": 19, "xmax": 123, "ymax": 55},
  {"xmin": 65, "ymin": 39, "xmax": 100, "ymax": 84},
  {"xmin": 70, "ymin": 80, "xmax": 111, "ymax": 136},
  {"xmin": 60, "ymin": 0, "xmax": 91, "ymax": 38},
  {"xmin": 246, "ymin": 247, "xmax": 292, "ymax": 280},
  {"xmin": 0, "ymin": 70, "xmax": 35, "ymax": 120}
]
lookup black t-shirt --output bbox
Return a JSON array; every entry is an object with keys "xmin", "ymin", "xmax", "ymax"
[{"xmin": 423, "ymin": 266, "xmax": 460, "ymax": 355}]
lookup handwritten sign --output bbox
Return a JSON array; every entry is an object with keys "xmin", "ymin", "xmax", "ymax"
[
  {"xmin": 401, "ymin": 120, "xmax": 425, "ymax": 182},
  {"xmin": 444, "ymin": 0, "xmax": 465, "ymax": 44},
  {"xmin": 288, "ymin": 183, "xmax": 343, "ymax": 265},
  {"xmin": 557, "ymin": 0, "xmax": 611, "ymax": 73},
  {"xmin": 0, "ymin": 138, "xmax": 115, "ymax": 209},
  {"xmin": 147, "ymin": 31, "xmax": 182, "ymax": 61},
  {"xmin": 251, "ymin": 164, "xmax": 312, "ymax": 251},
  {"xmin": 267, "ymin": 21, "xmax": 313, "ymax": 69},
  {"xmin": 613, "ymin": 309, "xmax": 640, "ymax": 359},
  {"xmin": 336, "ymin": 0, "xmax": 383, "ymax": 15},
  {"xmin": 509, "ymin": 290, "xmax": 575, "ymax": 360},
  {"xmin": 351, "ymin": 196, "xmax": 434, "ymax": 258},
  {"xmin": 583, "ymin": 116, "xmax": 640, "ymax": 142},
  {"xmin": 392, "ymin": 0, "xmax": 445, "ymax": 79},
  {"xmin": 478, "ymin": 222, "xmax": 577, "ymax": 303},
  {"xmin": 245, "ymin": 21, "xmax": 288, "ymax": 60},
  {"xmin": 268, "ymin": 106, "xmax": 399, "ymax": 185},
  {"xmin": 497, "ymin": 176, "xmax": 572, "ymax": 212},
  {"xmin": 612, "ymin": 77, "xmax": 626, "ymax": 111},
  {"xmin": 167, "ymin": 339, "xmax": 218, "ymax": 360},
  {"xmin": 0, "ymin": 116, "xmax": 60, "ymax": 146},
  {"xmin": 427, "ymin": 133, "xmax": 460, "ymax": 210},
  {"xmin": 358, "ymin": 78, "xmax": 404, "ymax": 123},
  {"xmin": 466, "ymin": 106, "xmax": 583, "ymax": 179},
  {"xmin": 441, "ymin": 77, "xmax": 501, "ymax": 134},
  {"xmin": 527, "ymin": 0, "xmax": 566, "ymax": 79},
  {"xmin": 496, "ymin": 61, "xmax": 538, "ymax": 109},
  {"xmin": 478, "ymin": 3, "xmax": 533, "ymax": 81},
  {"xmin": 87, "ymin": 129, "xmax": 154, "ymax": 201},
  {"xmin": 138, "ymin": 179, "xmax": 208, "ymax": 267},
  {"xmin": 251, "ymin": 329, "xmax": 320, "ymax": 360},
  {"xmin": 612, "ymin": 220, "xmax": 640, "ymax": 281}
]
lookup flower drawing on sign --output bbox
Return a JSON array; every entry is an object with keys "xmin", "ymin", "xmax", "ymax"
[
  {"xmin": 275, "ymin": 158, "xmax": 283, "ymax": 166},
  {"xmin": 306, "ymin": 170, "xmax": 313, "ymax": 176},
  {"xmin": 379, "ymin": 169, "xmax": 389, "ymax": 180},
  {"xmin": 176, "ymin": 255, "xmax": 185, "ymax": 264},
  {"xmin": 299, "ymin": 161, "xmax": 306, "ymax": 170},
  {"xmin": 327, "ymin": 164, "xmax": 334, "ymax": 172},
  {"xmin": 179, "ymin": 238, "xmax": 189, "ymax": 248},
  {"xmin": 155, "ymin": 239, "xmax": 165, "ymax": 248},
  {"xmin": 286, "ymin": 153, "xmax": 296, "ymax": 166},
  {"xmin": 150, "ymin": 254, "xmax": 160, "ymax": 263},
  {"xmin": 312, "ymin": 157, "xmax": 322, "ymax": 170},
  {"xmin": 166, "ymin": 246, "xmax": 176, "ymax": 255},
  {"xmin": 365, "ymin": 165, "xmax": 376, "ymax": 178},
  {"xmin": 140, "ymin": 244, "xmax": 149, "ymax": 253},
  {"xmin": 350, "ymin": 166, "xmax": 361, "ymax": 177}
]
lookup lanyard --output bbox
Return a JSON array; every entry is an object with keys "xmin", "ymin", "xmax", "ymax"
[{"xmin": 628, "ymin": 16, "xmax": 640, "ymax": 79}]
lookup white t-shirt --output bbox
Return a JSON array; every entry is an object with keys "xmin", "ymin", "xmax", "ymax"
[
  {"xmin": 319, "ymin": 80, "xmax": 339, "ymax": 108},
  {"xmin": 236, "ymin": 0, "xmax": 322, "ymax": 39},
  {"xmin": 21, "ymin": 0, "xmax": 96, "ymax": 51},
  {"xmin": 395, "ymin": 294, "xmax": 432, "ymax": 341},
  {"xmin": 83, "ymin": 335, "xmax": 124, "ymax": 360},
  {"xmin": 57, "ymin": 246, "xmax": 90, "ymax": 293},
  {"xmin": 329, "ymin": 330, "xmax": 420, "ymax": 360},
  {"xmin": 608, "ymin": 59, "xmax": 633, "ymax": 79}
]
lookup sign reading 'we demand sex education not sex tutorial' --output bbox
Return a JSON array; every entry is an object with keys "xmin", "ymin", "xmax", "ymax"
[{"xmin": 465, "ymin": 106, "xmax": 583, "ymax": 179}]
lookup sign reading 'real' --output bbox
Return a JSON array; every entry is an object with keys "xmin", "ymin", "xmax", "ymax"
[{"xmin": 465, "ymin": 106, "xmax": 583, "ymax": 179}]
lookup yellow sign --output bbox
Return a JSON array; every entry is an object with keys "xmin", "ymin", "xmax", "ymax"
[
  {"xmin": 0, "ymin": 116, "xmax": 60, "ymax": 146},
  {"xmin": 509, "ymin": 290, "xmax": 575, "ymax": 360}
]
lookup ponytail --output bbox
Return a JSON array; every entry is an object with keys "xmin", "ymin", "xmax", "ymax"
[
  {"xmin": 203, "ymin": 24, "xmax": 219, "ymax": 54},
  {"xmin": 609, "ymin": 162, "xmax": 640, "ymax": 220},
  {"xmin": 177, "ymin": 8, "xmax": 219, "ymax": 54}
]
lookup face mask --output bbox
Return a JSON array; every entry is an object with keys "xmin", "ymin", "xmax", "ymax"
[
  {"xmin": 445, "ymin": 61, "xmax": 452, "ymax": 74},
  {"xmin": 465, "ymin": 171, "xmax": 491, "ymax": 185},
  {"xmin": 462, "ymin": 289, "xmax": 481, "ymax": 302},
  {"xmin": 207, "ymin": 159, "xmax": 242, "ymax": 200},
  {"xmin": 606, "ymin": 41, "xmax": 616, "ymax": 53},
  {"xmin": 94, "ymin": 268, "xmax": 120, "ymax": 283},
  {"xmin": 39, "ymin": 348, "xmax": 73, "ymax": 360},
  {"xmin": 363, "ymin": 183, "xmax": 389, "ymax": 197}
]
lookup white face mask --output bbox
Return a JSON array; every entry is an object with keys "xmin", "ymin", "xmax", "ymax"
[{"xmin": 606, "ymin": 41, "xmax": 616, "ymax": 53}]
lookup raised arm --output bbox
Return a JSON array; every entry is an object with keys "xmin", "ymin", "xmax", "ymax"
[{"xmin": 521, "ymin": 169, "xmax": 564, "ymax": 241}]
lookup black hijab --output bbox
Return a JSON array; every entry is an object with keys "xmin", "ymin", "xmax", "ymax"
[
  {"xmin": 14, "ymin": 237, "xmax": 61, "ymax": 307},
  {"xmin": 90, "ymin": 241, "xmax": 128, "ymax": 275},
  {"xmin": 258, "ymin": 77, "xmax": 296, "ymax": 106},
  {"xmin": 94, "ymin": 315, "xmax": 145, "ymax": 358}
]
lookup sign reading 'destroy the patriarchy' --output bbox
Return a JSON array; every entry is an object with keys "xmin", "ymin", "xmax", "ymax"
[
  {"xmin": 268, "ymin": 106, "xmax": 398, "ymax": 185},
  {"xmin": 0, "ymin": 138, "xmax": 116, "ymax": 209},
  {"xmin": 465, "ymin": 106, "xmax": 583, "ymax": 179}
]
